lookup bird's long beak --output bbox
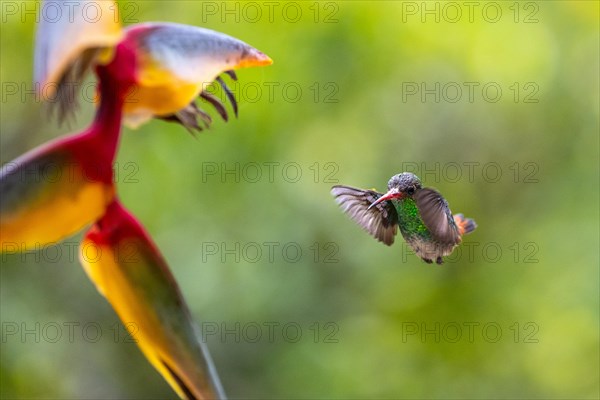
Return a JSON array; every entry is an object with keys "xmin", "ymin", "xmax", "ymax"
[{"xmin": 368, "ymin": 188, "xmax": 402, "ymax": 210}]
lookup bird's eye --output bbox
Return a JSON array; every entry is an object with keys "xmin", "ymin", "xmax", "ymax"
[{"xmin": 406, "ymin": 187, "xmax": 415, "ymax": 195}]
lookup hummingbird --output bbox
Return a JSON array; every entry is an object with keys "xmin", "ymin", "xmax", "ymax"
[{"xmin": 331, "ymin": 172, "xmax": 477, "ymax": 264}]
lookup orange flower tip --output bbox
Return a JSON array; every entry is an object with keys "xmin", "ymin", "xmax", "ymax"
[{"xmin": 238, "ymin": 49, "xmax": 273, "ymax": 68}]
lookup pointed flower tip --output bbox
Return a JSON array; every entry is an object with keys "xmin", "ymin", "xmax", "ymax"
[
  {"xmin": 239, "ymin": 48, "xmax": 273, "ymax": 68},
  {"xmin": 256, "ymin": 50, "xmax": 273, "ymax": 66}
]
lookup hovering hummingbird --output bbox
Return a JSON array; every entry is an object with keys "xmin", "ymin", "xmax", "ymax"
[{"xmin": 331, "ymin": 172, "xmax": 477, "ymax": 264}]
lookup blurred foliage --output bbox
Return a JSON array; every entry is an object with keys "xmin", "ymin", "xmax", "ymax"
[{"xmin": 1, "ymin": 1, "xmax": 598, "ymax": 398}]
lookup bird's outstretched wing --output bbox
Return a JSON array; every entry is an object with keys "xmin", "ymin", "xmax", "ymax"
[
  {"xmin": 414, "ymin": 188, "xmax": 461, "ymax": 245},
  {"xmin": 331, "ymin": 185, "xmax": 398, "ymax": 245}
]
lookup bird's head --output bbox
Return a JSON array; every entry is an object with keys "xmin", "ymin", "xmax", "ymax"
[
  {"xmin": 368, "ymin": 172, "xmax": 422, "ymax": 209},
  {"xmin": 386, "ymin": 172, "xmax": 422, "ymax": 196}
]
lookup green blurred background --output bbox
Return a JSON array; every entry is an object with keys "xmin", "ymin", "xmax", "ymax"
[{"xmin": 1, "ymin": 1, "xmax": 598, "ymax": 398}]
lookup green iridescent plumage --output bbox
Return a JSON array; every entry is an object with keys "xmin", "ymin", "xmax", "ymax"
[{"xmin": 394, "ymin": 197, "xmax": 431, "ymax": 240}]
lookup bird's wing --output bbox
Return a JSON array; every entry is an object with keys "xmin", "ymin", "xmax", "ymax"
[
  {"xmin": 121, "ymin": 22, "xmax": 272, "ymax": 129},
  {"xmin": 414, "ymin": 188, "xmax": 461, "ymax": 245},
  {"xmin": 80, "ymin": 200, "xmax": 225, "ymax": 400},
  {"xmin": 34, "ymin": 0, "xmax": 122, "ymax": 120},
  {"xmin": 331, "ymin": 185, "xmax": 399, "ymax": 246}
]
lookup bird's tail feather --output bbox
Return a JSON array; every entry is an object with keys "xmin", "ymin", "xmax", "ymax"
[{"xmin": 454, "ymin": 213, "xmax": 477, "ymax": 236}]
